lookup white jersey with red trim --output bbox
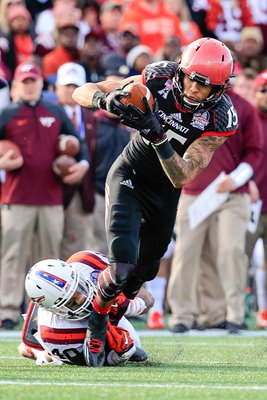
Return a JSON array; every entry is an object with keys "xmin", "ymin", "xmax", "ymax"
[
  {"xmin": 34, "ymin": 251, "xmax": 140, "ymax": 365},
  {"xmin": 37, "ymin": 310, "xmax": 140, "ymax": 365}
]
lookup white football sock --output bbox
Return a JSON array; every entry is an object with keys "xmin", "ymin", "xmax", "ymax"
[
  {"xmin": 149, "ymin": 276, "xmax": 167, "ymax": 314},
  {"xmin": 256, "ymin": 268, "xmax": 267, "ymax": 311}
]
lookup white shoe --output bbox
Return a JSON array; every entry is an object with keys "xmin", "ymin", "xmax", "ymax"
[{"xmin": 107, "ymin": 344, "xmax": 136, "ymax": 366}]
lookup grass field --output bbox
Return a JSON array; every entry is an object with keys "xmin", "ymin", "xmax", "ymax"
[{"xmin": 1, "ymin": 328, "xmax": 267, "ymax": 400}]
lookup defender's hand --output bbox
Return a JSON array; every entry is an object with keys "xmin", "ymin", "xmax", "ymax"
[
  {"xmin": 106, "ymin": 322, "xmax": 134, "ymax": 354},
  {"xmin": 109, "ymin": 293, "xmax": 130, "ymax": 324},
  {"xmin": 106, "ymin": 322, "xmax": 136, "ymax": 366}
]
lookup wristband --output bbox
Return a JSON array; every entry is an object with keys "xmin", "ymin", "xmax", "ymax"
[
  {"xmin": 92, "ymin": 91, "xmax": 106, "ymax": 109},
  {"xmin": 93, "ymin": 297, "xmax": 111, "ymax": 315},
  {"xmin": 152, "ymin": 137, "xmax": 174, "ymax": 160},
  {"xmin": 229, "ymin": 162, "xmax": 253, "ymax": 189}
]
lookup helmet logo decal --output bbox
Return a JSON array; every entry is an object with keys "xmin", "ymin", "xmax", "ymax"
[
  {"xmin": 90, "ymin": 270, "xmax": 99, "ymax": 285},
  {"xmin": 35, "ymin": 270, "xmax": 66, "ymax": 288},
  {"xmin": 191, "ymin": 111, "xmax": 210, "ymax": 130}
]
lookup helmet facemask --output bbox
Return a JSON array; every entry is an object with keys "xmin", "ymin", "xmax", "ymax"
[
  {"xmin": 173, "ymin": 67, "xmax": 227, "ymax": 112},
  {"xmin": 52, "ymin": 268, "xmax": 96, "ymax": 320}
]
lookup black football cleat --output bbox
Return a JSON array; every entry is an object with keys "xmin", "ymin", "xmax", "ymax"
[
  {"xmin": 129, "ymin": 346, "xmax": 148, "ymax": 362},
  {"xmin": 83, "ymin": 310, "xmax": 109, "ymax": 367}
]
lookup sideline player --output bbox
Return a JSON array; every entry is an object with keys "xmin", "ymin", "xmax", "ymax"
[
  {"xmin": 19, "ymin": 251, "xmax": 153, "ymax": 366},
  {"xmin": 72, "ymin": 37, "xmax": 238, "ymax": 366}
]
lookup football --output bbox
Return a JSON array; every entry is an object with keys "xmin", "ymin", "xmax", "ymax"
[
  {"xmin": 0, "ymin": 140, "xmax": 22, "ymax": 159},
  {"xmin": 57, "ymin": 135, "xmax": 80, "ymax": 157},
  {"xmin": 52, "ymin": 154, "xmax": 77, "ymax": 177},
  {"xmin": 120, "ymin": 83, "xmax": 155, "ymax": 112}
]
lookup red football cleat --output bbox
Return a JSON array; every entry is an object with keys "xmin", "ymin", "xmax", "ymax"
[
  {"xmin": 147, "ymin": 311, "xmax": 165, "ymax": 329},
  {"xmin": 257, "ymin": 309, "xmax": 267, "ymax": 329}
]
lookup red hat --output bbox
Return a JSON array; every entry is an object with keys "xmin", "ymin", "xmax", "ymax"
[
  {"xmin": 253, "ymin": 69, "xmax": 267, "ymax": 91},
  {"xmin": 14, "ymin": 62, "xmax": 42, "ymax": 82}
]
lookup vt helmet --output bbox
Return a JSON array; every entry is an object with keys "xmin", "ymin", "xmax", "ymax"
[{"xmin": 25, "ymin": 259, "xmax": 95, "ymax": 320}]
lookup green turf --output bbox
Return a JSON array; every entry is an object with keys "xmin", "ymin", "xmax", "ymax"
[{"xmin": 1, "ymin": 334, "xmax": 267, "ymax": 400}]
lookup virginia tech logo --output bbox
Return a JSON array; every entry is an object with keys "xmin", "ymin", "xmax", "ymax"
[{"xmin": 39, "ymin": 117, "xmax": 56, "ymax": 127}]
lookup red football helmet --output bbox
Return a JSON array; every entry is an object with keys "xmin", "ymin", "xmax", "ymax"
[{"xmin": 175, "ymin": 37, "xmax": 233, "ymax": 111}]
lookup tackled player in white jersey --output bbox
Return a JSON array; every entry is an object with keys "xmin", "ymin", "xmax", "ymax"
[{"xmin": 18, "ymin": 251, "xmax": 153, "ymax": 366}]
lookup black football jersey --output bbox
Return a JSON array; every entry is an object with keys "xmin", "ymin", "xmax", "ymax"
[{"xmin": 122, "ymin": 61, "xmax": 238, "ymax": 184}]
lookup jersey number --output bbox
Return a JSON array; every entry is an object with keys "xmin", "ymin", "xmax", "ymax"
[
  {"xmin": 226, "ymin": 106, "xmax": 238, "ymax": 129},
  {"xmin": 166, "ymin": 129, "xmax": 187, "ymax": 145},
  {"xmin": 51, "ymin": 347, "xmax": 83, "ymax": 364}
]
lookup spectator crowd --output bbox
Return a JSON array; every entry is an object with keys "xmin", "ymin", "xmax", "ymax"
[{"xmin": 0, "ymin": 0, "xmax": 267, "ymax": 333}]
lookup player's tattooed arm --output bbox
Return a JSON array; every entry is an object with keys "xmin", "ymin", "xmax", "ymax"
[{"xmin": 159, "ymin": 136, "xmax": 227, "ymax": 188}]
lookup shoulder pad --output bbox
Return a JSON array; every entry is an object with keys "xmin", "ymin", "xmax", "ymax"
[{"xmin": 144, "ymin": 61, "xmax": 179, "ymax": 83}]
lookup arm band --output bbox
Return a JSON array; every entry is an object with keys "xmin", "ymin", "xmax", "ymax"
[
  {"xmin": 152, "ymin": 137, "xmax": 175, "ymax": 160},
  {"xmin": 229, "ymin": 162, "xmax": 254, "ymax": 189}
]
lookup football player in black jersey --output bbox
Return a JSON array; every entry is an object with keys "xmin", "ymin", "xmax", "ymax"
[{"xmin": 73, "ymin": 37, "xmax": 238, "ymax": 366}]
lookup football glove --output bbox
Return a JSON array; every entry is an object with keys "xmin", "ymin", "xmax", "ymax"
[
  {"xmin": 120, "ymin": 97, "xmax": 166, "ymax": 144},
  {"xmin": 92, "ymin": 82, "xmax": 132, "ymax": 116},
  {"xmin": 109, "ymin": 293, "xmax": 130, "ymax": 325},
  {"xmin": 106, "ymin": 321, "xmax": 134, "ymax": 353},
  {"xmin": 106, "ymin": 322, "xmax": 136, "ymax": 365}
]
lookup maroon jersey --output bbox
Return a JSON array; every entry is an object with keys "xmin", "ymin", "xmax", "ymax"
[
  {"xmin": 0, "ymin": 100, "xmax": 85, "ymax": 205},
  {"xmin": 183, "ymin": 90, "xmax": 263, "ymax": 195},
  {"xmin": 254, "ymin": 110, "xmax": 267, "ymax": 212},
  {"xmin": 122, "ymin": 61, "xmax": 238, "ymax": 184}
]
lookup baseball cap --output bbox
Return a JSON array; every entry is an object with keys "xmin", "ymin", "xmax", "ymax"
[
  {"xmin": 253, "ymin": 69, "xmax": 267, "ymax": 91},
  {"xmin": 56, "ymin": 62, "xmax": 86, "ymax": 87},
  {"xmin": 104, "ymin": 64, "xmax": 130, "ymax": 79},
  {"xmin": 126, "ymin": 45, "xmax": 153, "ymax": 68},
  {"xmin": 14, "ymin": 62, "xmax": 42, "ymax": 82}
]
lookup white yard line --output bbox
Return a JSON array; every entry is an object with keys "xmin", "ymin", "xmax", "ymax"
[
  {"xmin": 1, "ymin": 330, "xmax": 267, "ymax": 339},
  {"xmin": 0, "ymin": 381, "xmax": 267, "ymax": 391}
]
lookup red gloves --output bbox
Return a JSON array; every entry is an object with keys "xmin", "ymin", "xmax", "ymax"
[
  {"xmin": 106, "ymin": 321, "xmax": 133, "ymax": 354},
  {"xmin": 109, "ymin": 293, "xmax": 130, "ymax": 324}
]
